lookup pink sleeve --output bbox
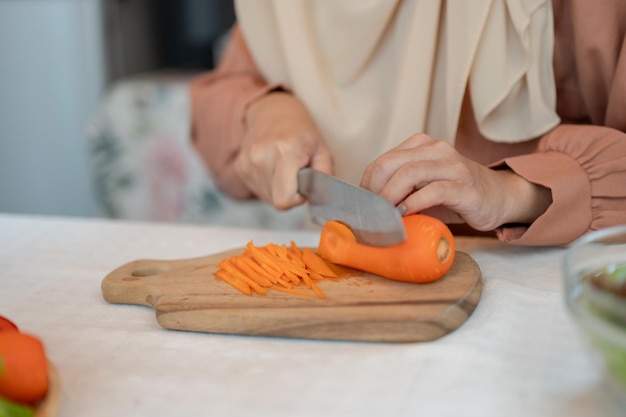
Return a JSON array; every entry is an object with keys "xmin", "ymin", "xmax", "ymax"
[
  {"xmin": 495, "ymin": 124, "xmax": 626, "ymax": 246},
  {"xmin": 494, "ymin": 2, "xmax": 626, "ymax": 246},
  {"xmin": 189, "ymin": 25, "xmax": 280, "ymax": 199}
]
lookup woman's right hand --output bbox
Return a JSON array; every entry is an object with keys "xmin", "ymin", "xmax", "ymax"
[{"xmin": 235, "ymin": 91, "xmax": 333, "ymax": 209}]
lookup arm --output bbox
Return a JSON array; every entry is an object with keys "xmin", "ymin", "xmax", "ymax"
[
  {"xmin": 189, "ymin": 25, "xmax": 276, "ymax": 199},
  {"xmin": 190, "ymin": 25, "xmax": 333, "ymax": 208},
  {"xmin": 360, "ymin": 124, "xmax": 626, "ymax": 247},
  {"xmin": 494, "ymin": 125, "xmax": 626, "ymax": 245}
]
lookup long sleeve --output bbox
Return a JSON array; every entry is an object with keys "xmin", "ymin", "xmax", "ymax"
[
  {"xmin": 190, "ymin": 25, "xmax": 277, "ymax": 199},
  {"xmin": 494, "ymin": 0, "xmax": 626, "ymax": 246},
  {"xmin": 497, "ymin": 125, "xmax": 626, "ymax": 246}
]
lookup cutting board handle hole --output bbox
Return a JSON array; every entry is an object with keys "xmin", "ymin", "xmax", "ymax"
[{"xmin": 131, "ymin": 268, "xmax": 165, "ymax": 277}]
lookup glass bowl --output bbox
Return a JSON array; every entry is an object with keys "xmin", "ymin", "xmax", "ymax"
[{"xmin": 563, "ymin": 225, "xmax": 626, "ymax": 392}]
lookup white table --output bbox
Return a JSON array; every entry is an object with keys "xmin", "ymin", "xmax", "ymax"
[{"xmin": 1, "ymin": 213, "xmax": 624, "ymax": 416}]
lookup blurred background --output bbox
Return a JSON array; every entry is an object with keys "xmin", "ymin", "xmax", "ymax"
[
  {"xmin": 0, "ymin": 0, "xmax": 233, "ymax": 217},
  {"xmin": 0, "ymin": 0, "xmax": 303, "ymax": 229}
]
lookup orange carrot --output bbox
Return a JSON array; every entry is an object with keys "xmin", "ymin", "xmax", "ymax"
[
  {"xmin": 238, "ymin": 256, "xmax": 279, "ymax": 284},
  {"xmin": 232, "ymin": 258, "xmax": 273, "ymax": 287},
  {"xmin": 218, "ymin": 260, "xmax": 267, "ymax": 295},
  {"xmin": 302, "ymin": 248, "xmax": 339, "ymax": 277},
  {"xmin": 0, "ymin": 332, "xmax": 49, "ymax": 404},
  {"xmin": 309, "ymin": 270, "xmax": 326, "ymax": 281},
  {"xmin": 272, "ymin": 287, "xmax": 315, "ymax": 297},
  {"xmin": 275, "ymin": 275, "xmax": 293, "ymax": 288},
  {"xmin": 214, "ymin": 241, "xmax": 344, "ymax": 298},
  {"xmin": 310, "ymin": 281, "xmax": 325, "ymax": 299},
  {"xmin": 215, "ymin": 269, "xmax": 251, "ymax": 295},
  {"xmin": 318, "ymin": 214, "xmax": 455, "ymax": 283}
]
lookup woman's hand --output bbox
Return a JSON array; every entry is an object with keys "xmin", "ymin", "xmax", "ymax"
[
  {"xmin": 360, "ymin": 134, "xmax": 552, "ymax": 231},
  {"xmin": 236, "ymin": 92, "xmax": 333, "ymax": 209}
]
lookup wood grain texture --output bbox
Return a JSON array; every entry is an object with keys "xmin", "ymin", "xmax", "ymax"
[
  {"xmin": 101, "ymin": 249, "xmax": 482, "ymax": 342},
  {"xmin": 35, "ymin": 361, "xmax": 61, "ymax": 417}
]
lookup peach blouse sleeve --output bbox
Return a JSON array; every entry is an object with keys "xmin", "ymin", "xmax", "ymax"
[
  {"xmin": 494, "ymin": 1, "xmax": 626, "ymax": 246},
  {"xmin": 189, "ymin": 25, "xmax": 279, "ymax": 199},
  {"xmin": 496, "ymin": 125, "xmax": 626, "ymax": 246}
]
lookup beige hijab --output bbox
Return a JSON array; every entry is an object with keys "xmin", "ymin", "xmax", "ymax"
[{"xmin": 235, "ymin": 0, "xmax": 560, "ymax": 184}]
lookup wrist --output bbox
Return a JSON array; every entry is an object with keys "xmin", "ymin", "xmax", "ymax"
[
  {"xmin": 497, "ymin": 169, "xmax": 552, "ymax": 226},
  {"xmin": 244, "ymin": 85, "xmax": 291, "ymax": 127}
]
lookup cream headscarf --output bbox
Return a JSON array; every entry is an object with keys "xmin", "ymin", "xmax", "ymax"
[{"xmin": 234, "ymin": 0, "xmax": 560, "ymax": 185}]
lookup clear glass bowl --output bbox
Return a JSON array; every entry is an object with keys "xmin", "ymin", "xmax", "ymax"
[{"xmin": 564, "ymin": 225, "xmax": 626, "ymax": 393}]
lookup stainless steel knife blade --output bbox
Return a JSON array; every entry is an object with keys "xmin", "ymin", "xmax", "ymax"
[{"xmin": 297, "ymin": 168, "xmax": 406, "ymax": 246}]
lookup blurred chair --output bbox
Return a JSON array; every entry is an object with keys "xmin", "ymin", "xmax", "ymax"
[
  {"xmin": 88, "ymin": 70, "xmax": 308, "ymax": 229},
  {"xmin": 88, "ymin": 1, "xmax": 307, "ymax": 229}
]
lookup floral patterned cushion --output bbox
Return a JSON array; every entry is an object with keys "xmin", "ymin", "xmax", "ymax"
[{"xmin": 87, "ymin": 71, "xmax": 307, "ymax": 230}]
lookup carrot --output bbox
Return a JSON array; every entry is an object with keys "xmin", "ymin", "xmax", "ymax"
[
  {"xmin": 215, "ymin": 269, "xmax": 251, "ymax": 295},
  {"xmin": 238, "ymin": 256, "xmax": 279, "ymax": 284},
  {"xmin": 272, "ymin": 287, "xmax": 315, "ymax": 297},
  {"xmin": 215, "ymin": 241, "xmax": 341, "ymax": 298},
  {"xmin": 289, "ymin": 241, "xmax": 304, "ymax": 262},
  {"xmin": 275, "ymin": 275, "xmax": 293, "ymax": 288},
  {"xmin": 0, "ymin": 332, "xmax": 49, "ymax": 404},
  {"xmin": 302, "ymin": 248, "xmax": 338, "ymax": 278},
  {"xmin": 310, "ymin": 281, "xmax": 325, "ymax": 299},
  {"xmin": 318, "ymin": 214, "xmax": 455, "ymax": 283},
  {"xmin": 218, "ymin": 260, "xmax": 267, "ymax": 295},
  {"xmin": 232, "ymin": 258, "xmax": 273, "ymax": 287}
]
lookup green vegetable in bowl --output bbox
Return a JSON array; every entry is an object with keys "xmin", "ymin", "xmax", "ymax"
[
  {"xmin": 0, "ymin": 396, "xmax": 34, "ymax": 417},
  {"xmin": 586, "ymin": 331, "xmax": 626, "ymax": 387},
  {"xmin": 584, "ymin": 264, "xmax": 626, "ymax": 326},
  {"xmin": 589, "ymin": 263, "xmax": 626, "ymax": 297},
  {"xmin": 580, "ymin": 263, "xmax": 626, "ymax": 387}
]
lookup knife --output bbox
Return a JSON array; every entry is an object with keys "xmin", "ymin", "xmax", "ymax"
[{"xmin": 297, "ymin": 168, "xmax": 406, "ymax": 247}]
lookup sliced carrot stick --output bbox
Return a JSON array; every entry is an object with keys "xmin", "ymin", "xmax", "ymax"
[
  {"xmin": 310, "ymin": 281, "xmax": 325, "ymax": 299},
  {"xmin": 232, "ymin": 257, "xmax": 273, "ymax": 287},
  {"xmin": 239, "ymin": 256, "xmax": 279, "ymax": 284},
  {"xmin": 301, "ymin": 270, "xmax": 313, "ymax": 289},
  {"xmin": 264, "ymin": 243, "xmax": 279, "ymax": 257},
  {"xmin": 302, "ymin": 248, "xmax": 339, "ymax": 277},
  {"xmin": 215, "ymin": 269, "xmax": 251, "ymax": 295},
  {"xmin": 289, "ymin": 241, "xmax": 304, "ymax": 262},
  {"xmin": 218, "ymin": 259, "xmax": 267, "ymax": 295},
  {"xmin": 272, "ymin": 258, "xmax": 310, "ymax": 280},
  {"xmin": 272, "ymin": 287, "xmax": 314, "ymax": 297},
  {"xmin": 282, "ymin": 270, "xmax": 301, "ymax": 284},
  {"xmin": 309, "ymin": 270, "xmax": 326, "ymax": 281},
  {"xmin": 246, "ymin": 243, "xmax": 283, "ymax": 274},
  {"xmin": 275, "ymin": 275, "xmax": 293, "ymax": 288}
]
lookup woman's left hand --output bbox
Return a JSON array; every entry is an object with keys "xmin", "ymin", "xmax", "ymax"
[{"xmin": 360, "ymin": 133, "xmax": 552, "ymax": 231}]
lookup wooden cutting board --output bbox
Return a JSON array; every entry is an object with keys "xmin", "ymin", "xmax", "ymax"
[{"xmin": 101, "ymin": 248, "xmax": 482, "ymax": 342}]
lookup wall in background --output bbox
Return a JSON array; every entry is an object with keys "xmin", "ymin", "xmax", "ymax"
[
  {"xmin": 0, "ymin": 0, "xmax": 235, "ymax": 219},
  {"xmin": 0, "ymin": 0, "xmax": 106, "ymax": 217}
]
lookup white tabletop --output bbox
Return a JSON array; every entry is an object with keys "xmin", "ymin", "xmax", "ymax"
[{"xmin": 1, "ymin": 213, "xmax": 624, "ymax": 417}]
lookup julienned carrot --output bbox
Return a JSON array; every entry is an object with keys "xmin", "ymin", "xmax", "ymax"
[
  {"xmin": 215, "ymin": 269, "xmax": 251, "ymax": 295},
  {"xmin": 318, "ymin": 214, "xmax": 455, "ymax": 283},
  {"xmin": 302, "ymin": 248, "xmax": 339, "ymax": 277},
  {"xmin": 214, "ymin": 241, "xmax": 339, "ymax": 298},
  {"xmin": 272, "ymin": 287, "xmax": 314, "ymax": 297}
]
